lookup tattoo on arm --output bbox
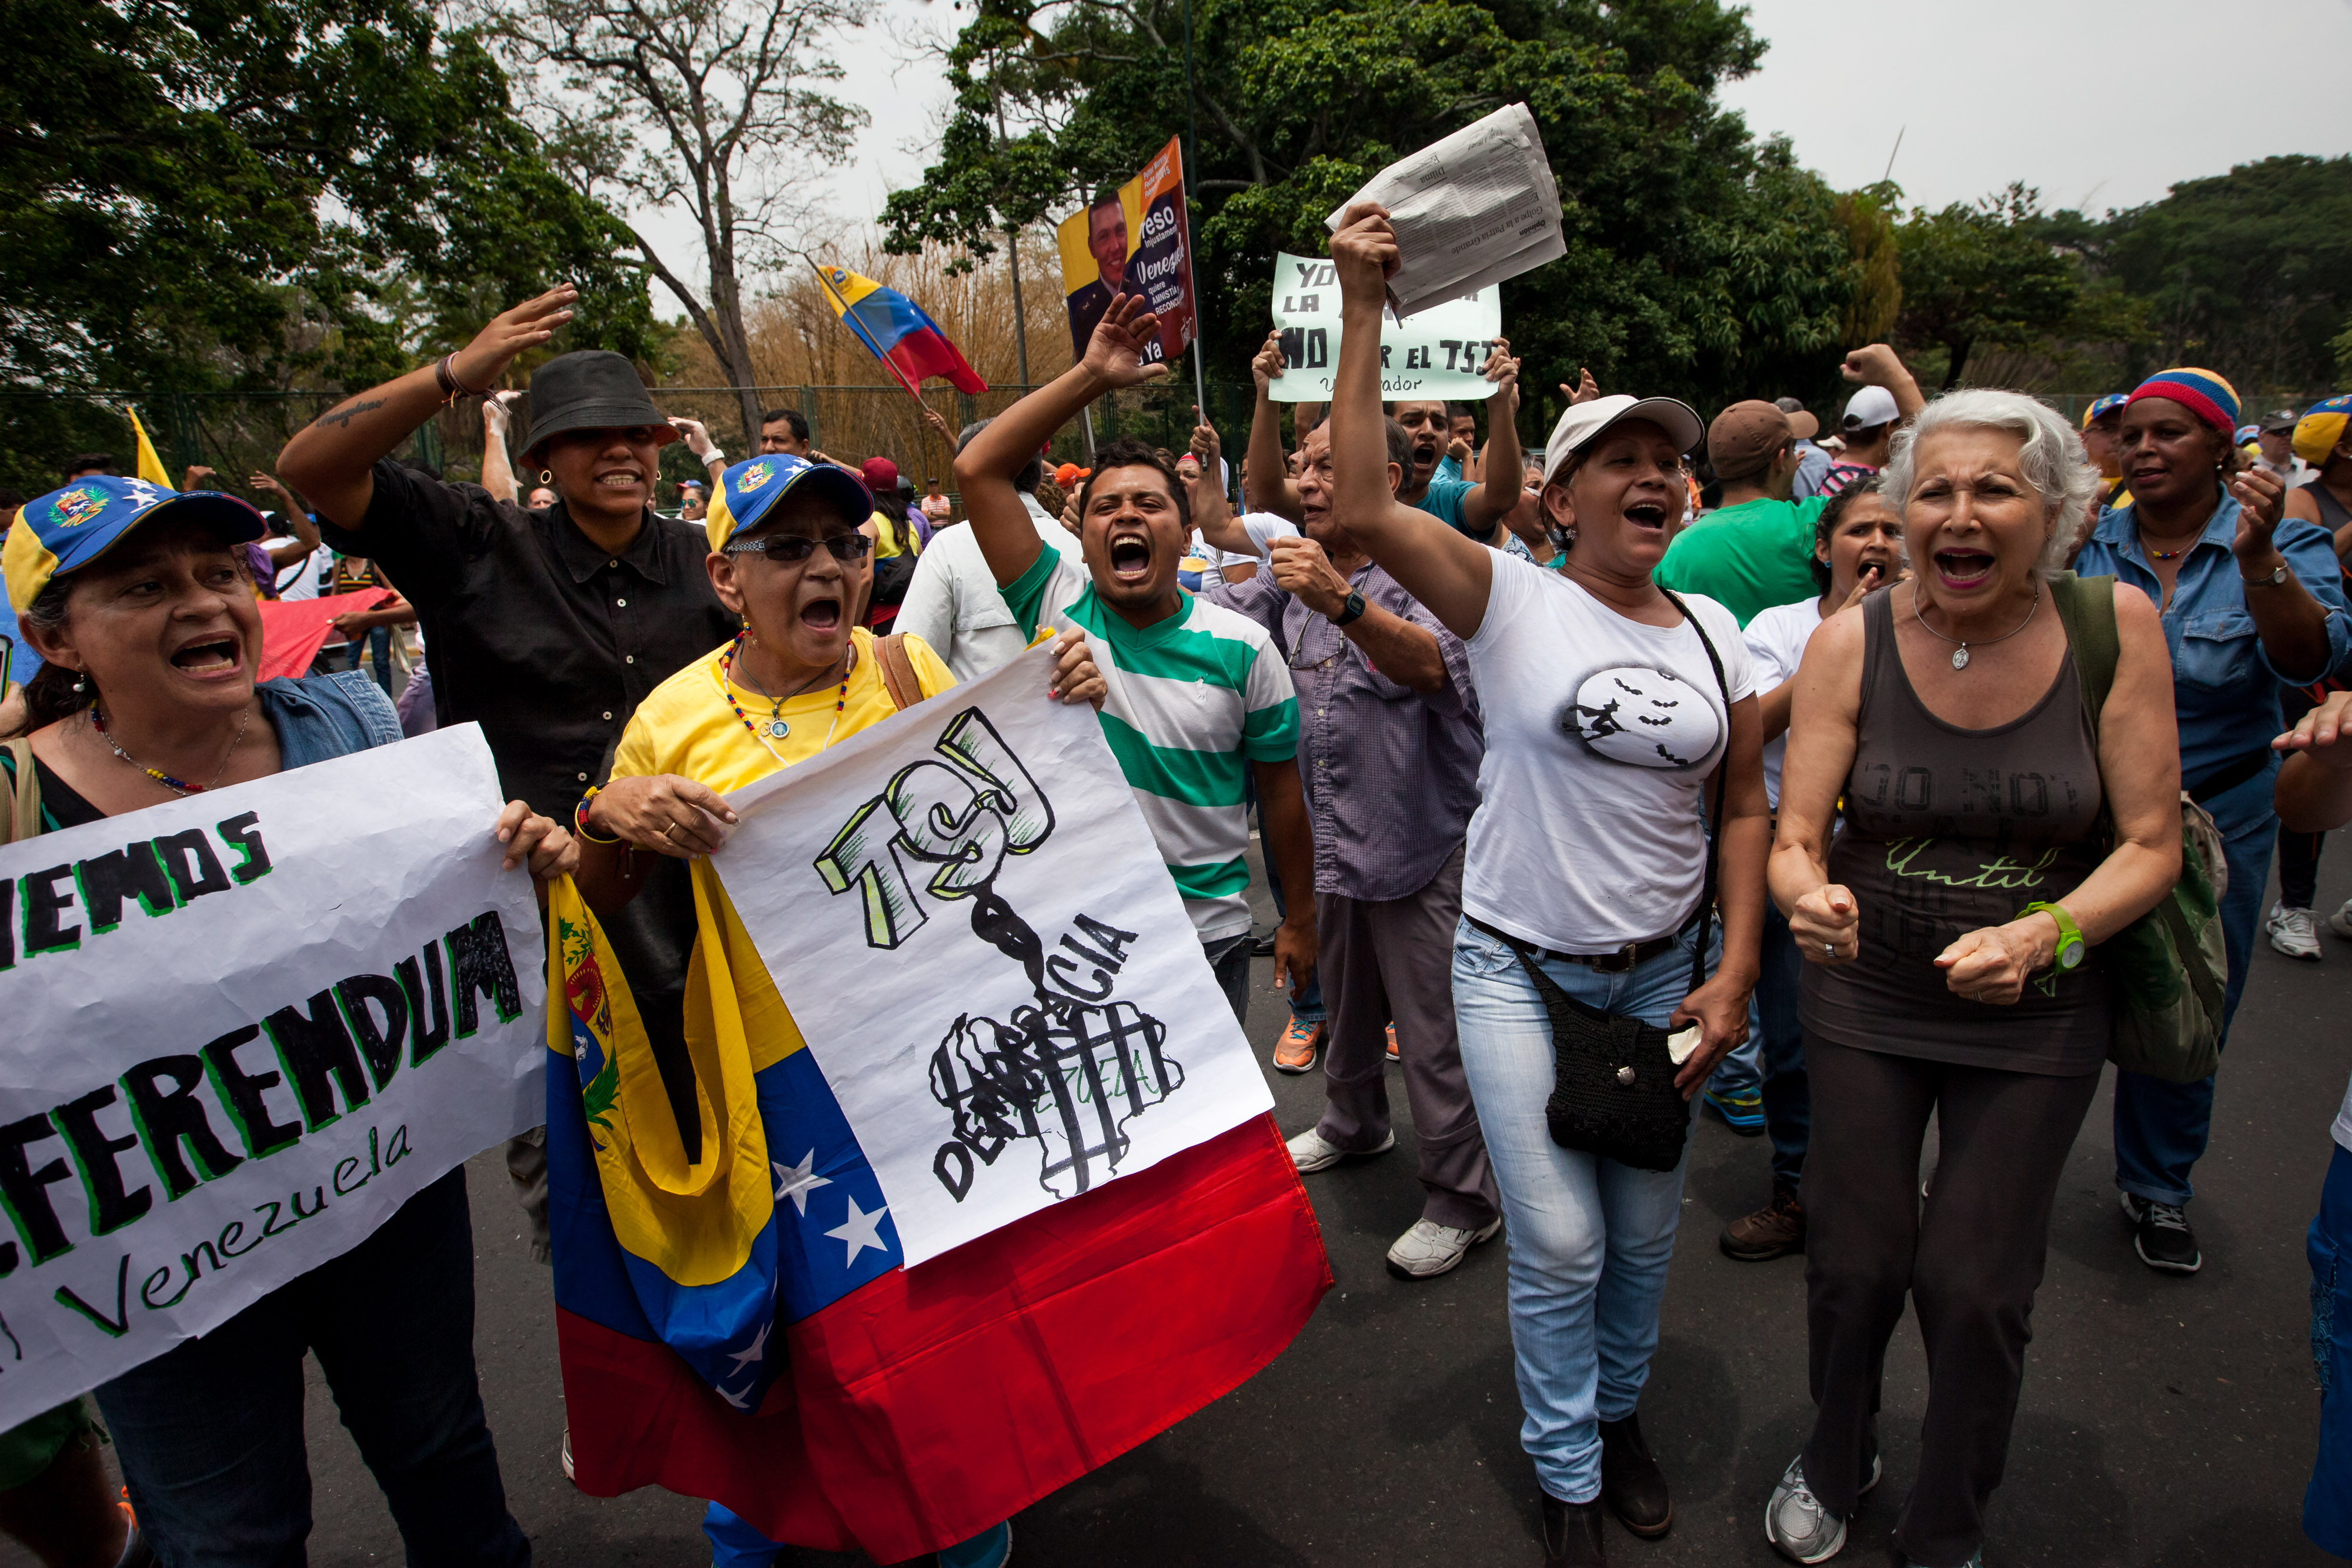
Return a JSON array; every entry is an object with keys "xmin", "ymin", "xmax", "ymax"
[{"xmin": 311, "ymin": 397, "xmax": 388, "ymax": 431}]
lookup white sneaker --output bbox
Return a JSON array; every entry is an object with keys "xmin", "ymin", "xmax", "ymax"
[
  {"xmin": 1285, "ymin": 1126, "xmax": 1393, "ymax": 1174},
  {"xmin": 1765, "ymin": 1456, "xmax": 1846, "ymax": 1563},
  {"xmin": 560, "ymin": 1425, "xmax": 574, "ymax": 1483},
  {"xmin": 2328, "ymin": 897, "xmax": 2352, "ymax": 940},
  {"xmin": 2267, "ymin": 901, "xmax": 2323, "ymax": 960},
  {"xmin": 1384, "ymin": 1215, "xmax": 1502, "ymax": 1279}
]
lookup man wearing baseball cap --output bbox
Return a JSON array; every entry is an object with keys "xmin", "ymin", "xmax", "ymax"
[
  {"xmin": 1654, "ymin": 400, "xmax": 1825, "ymax": 627},
  {"xmin": 1816, "ymin": 346, "xmax": 1925, "ymax": 499},
  {"xmin": 278, "ymin": 288, "xmax": 751, "ymax": 1299},
  {"xmin": 2257, "ymin": 407, "xmax": 2315, "ymax": 490},
  {"xmin": 2080, "ymin": 393, "xmax": 2131, "ymax": 509}
]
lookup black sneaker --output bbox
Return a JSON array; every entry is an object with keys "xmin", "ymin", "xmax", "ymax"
[
  {"xmin": 2120, "ymin": 1191, "xmax": 2201, "ymax": 1274},
  {"xmin": 1539, "ymin": 1492, "xmax": 1608, "ymax": 1566}
]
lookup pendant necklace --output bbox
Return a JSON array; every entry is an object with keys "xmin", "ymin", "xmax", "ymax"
[
  {"xmin": 1912, "ymin": 580, "xmax": 2041, "ymax": 670},
  {"xmin": 716, "ymin": 633, "xmax": 852, "ymax": 763},
  {"xmin": 89, "ymin": 704, "xmax": 252, "ymax": 794}
]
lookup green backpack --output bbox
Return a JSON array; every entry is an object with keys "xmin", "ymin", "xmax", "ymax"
[{"xmin": 2048, "ymin": 573, "xmax": 2229, "ymax": 1083}]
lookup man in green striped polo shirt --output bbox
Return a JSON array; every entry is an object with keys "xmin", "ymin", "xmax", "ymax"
[{"xmin": 951, "ymin": 293, "xmax": 1318, "ymax": 1022}]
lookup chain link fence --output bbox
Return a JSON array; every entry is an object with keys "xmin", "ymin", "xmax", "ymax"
[{"xmin": 1, "ymin": 380, "xmax": 1268, "ymax": 508}]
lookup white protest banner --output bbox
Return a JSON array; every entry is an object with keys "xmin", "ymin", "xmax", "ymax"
[
  {"xmin": 1268, "ymin": 251, "xmax": 1502, "ymax": 404},
  {"xmin": 714, "ymin": 649, "xmax": 1274, "ymax": 1266},
  {"xmin": 0, "ymin": 725, "xmax": 546, "ymax": 1426}
]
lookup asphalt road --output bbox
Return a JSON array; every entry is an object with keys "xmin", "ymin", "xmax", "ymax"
[{"xmin": 24, "ymin": 838, "xmax": 2350, "ymax": 1568}]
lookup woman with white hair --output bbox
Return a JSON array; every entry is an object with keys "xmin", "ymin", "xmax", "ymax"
[{"xmin": 1762, "ymin": 390, "xmax": 2183, "ymax": 1568}]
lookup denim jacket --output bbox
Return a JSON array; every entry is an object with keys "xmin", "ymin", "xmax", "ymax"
[
  {"xmin": 2072, "ymin": 492, "xmax": 2351, "ymax": 794},
  {"xmin": 257, "ymin": 670, "xmax": 403, "ymax": 767}
]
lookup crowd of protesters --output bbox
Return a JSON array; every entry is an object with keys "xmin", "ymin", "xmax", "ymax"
[{"xmin": 6, "ymin": 207, "xmax": 2352, "ymax": 1568}]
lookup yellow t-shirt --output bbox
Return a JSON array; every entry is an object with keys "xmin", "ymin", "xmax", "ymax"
[
  {"xmin": 611, "ymin": 626, "xmax": 956, "ymax": 791},
  {"xmin": 869, "ymin": 509, "xmax": 916, "ymax": 559}
]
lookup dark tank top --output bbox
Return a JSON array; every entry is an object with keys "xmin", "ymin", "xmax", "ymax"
[{"xmin": 1799, "ymin": 587, "xmax": 2110, "ymax": 1074}]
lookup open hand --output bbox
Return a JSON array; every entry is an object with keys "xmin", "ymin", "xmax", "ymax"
[
  {"xmin": 1081, "ymin": 293, "xmax": 1171, "ymax": 390},
  {"xmin": 1791, "ymin": 882, "xmax": 1860, "ymax": 962},
  {"xmin": 1562, "ymin": 367, "xmax": 1601, "ymax": 405},
  {"xmin": 2276, "ymin": 688, "xmax": 2352, "ymax": 763},
  {"xmin": 584, "ymin": 773, "xmax": 739, "ymax": 859},
  {"xmin": 452, "ymin": 285, "xmax": 577, "ymax": 393},
  {"xmin": 1048, "ymin": 627, "xmax": 1107, "ymax": 708}
]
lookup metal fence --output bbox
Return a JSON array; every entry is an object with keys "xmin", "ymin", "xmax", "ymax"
[{"xmin": 0, "ymin": 380, "xmax": 1269, "ymax": 505}]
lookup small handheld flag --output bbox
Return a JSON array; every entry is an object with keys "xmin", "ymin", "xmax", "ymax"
[
  {"xmin": 811, "ymin": 263, "xmax": 988, "ymax": 400},
  {"xmin": 125, "ymin": 406, "xmax": 171, "ymax": 485}
]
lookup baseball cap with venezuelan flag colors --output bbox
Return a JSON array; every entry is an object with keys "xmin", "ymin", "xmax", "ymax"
[
  {"xmin": 4, "ymin": 476, "xmax": 263, "ymax": 614},
  {"xmin": 2294, "ymin": 395, "xmax": 2352, "ymax": 469},
  {"xmin": 2124, "ymin": 368, "xmax": 2240, "ymax": 438},
  {"xmin": 703, "ymin": 454, "xmax": 872, "ymax": 556},
  {"xmin": 2080, "ymin": 393, "xmax": 2127, "ymax": 429}
]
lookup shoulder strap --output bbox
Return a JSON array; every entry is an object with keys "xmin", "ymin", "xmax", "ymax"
[
  {"xmin": 1656, "ymin": 587, "xmax": 1730, "ymax": 992},
  {"xmin": 2046, "ymin": 572, "xmax": 2119, "ymax": 740},
  {"xmin": 2, "ymin": 736, "xmax": 42, "ymax": 845},
  {"xmin": 872, "ymin": 633, "xmax": 924, "ymax": 713}
]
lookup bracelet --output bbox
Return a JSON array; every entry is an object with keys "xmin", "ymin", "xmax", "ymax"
[
  {"xmin": 433, "ymin": 353, "xmax": 484, "ymax": 405},
  {"xmin": 701, "ymin": 447, "xmax": 727, "ymax": 470},
  {"xmin": 573, "ymin": 787, "xmax": 620, "ymax": 844}
]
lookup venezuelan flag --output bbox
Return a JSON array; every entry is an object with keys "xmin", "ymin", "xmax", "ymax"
[
  {"xmin": 545, "ymin": 869, "xmax": 1328, "ymax": 1562},
  {"xmin": 813, "ymin": 263, "xmax": 988, "ymax": 398}
]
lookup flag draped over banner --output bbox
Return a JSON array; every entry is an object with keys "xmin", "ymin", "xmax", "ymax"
[
  {"xmin": 544, "ymin": 868, "xmax": 1328, "ymax": 1562},
  {"xmin": 811, "ymin": 264, "xmax": 988, "ymax": 399},
  {"xmin": 124, "ymin": 406, "xmax": 171, "ymax": 484}
]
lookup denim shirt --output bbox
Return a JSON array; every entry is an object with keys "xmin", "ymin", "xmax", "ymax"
[
  {"xmin": 2072, "ymin": 492, "xmax": 2351, "ymax": 791},
  {"xmin": 257, "ymin": 670, "xmax": 403, "ymax": 767}
]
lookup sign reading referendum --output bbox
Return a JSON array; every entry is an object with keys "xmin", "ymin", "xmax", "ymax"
[
  {"xmin": 0, "ymin": 724, "xmax": 547, "ymax": 1425},
  {"xmin": 1267, "ymin": 252, "xmax": 1503, "ymax": 403}
]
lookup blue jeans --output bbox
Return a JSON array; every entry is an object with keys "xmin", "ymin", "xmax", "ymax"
[
  {"xmin": 2114, "ymin": 764, "xmax": 2276, "ymax": 1206},
  {"xmin": 1753, "ymin": 900, "xmax": 1809, "ymax": 1189},
  {"xmin": 92, "ymin": 1170, "xmax": 528, "ymax": 1568},
  {"xmin": 333, "ymin": 626, "xmax": 394, "ymax": 693},
  {"xmin": 2307, "ymin": 1143, "xmax": 2352, "ymax": 1557},
  {"xmin": 1451, "ymin": 915, "xmax": 1714, "ymax": 1505}
]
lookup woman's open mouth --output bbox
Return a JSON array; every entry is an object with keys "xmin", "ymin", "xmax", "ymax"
[
  {"xmin": 1933, "ymin": 549, "xmax": 1996, "ymax": 589},
  {"xmin": 799, "ymin": 596, "xmax": 841, "ymax": 633},
  {"xmin": 1623, "ymin": 501, "xmax": 1669, "ymax": 531},
  {"xmin": 170, "ymin": 637, "xmax": 242, "ymax": 676},
  {"xmin": 1109, "ymin": 534, "xmax": 1152, "ymax": 581}
]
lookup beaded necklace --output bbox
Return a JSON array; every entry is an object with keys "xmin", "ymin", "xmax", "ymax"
[
  {"xmin": 89, "ymin": 704, "xmax": 250, "ymax": 794},
  {"xmin": 715, "ymin": 632, "xmax": 851, "ymax": 765}
]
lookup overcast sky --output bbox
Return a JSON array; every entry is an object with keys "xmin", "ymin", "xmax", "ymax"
[{"xmin": 632, "ymin": 0, "xmax": 2352, "ymax": 295}]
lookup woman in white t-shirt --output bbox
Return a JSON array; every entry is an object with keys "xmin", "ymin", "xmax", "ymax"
[
  {"xmin": 1323, "ymin": 207, "xmax": 1770, "ymax": 1564},
  {"xmin": 1718, "ymin": 477, "xmax": 1903, "ymax": 1263}
]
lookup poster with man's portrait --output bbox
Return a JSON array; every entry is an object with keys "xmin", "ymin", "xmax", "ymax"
[{"xmin": 1056, "ymin": 136, "xmax": 1198, "ymax": 367}]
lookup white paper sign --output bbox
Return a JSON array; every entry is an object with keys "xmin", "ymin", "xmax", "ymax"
[
  {"xmin": 715, "ymin": 650, "xmax": 1274, "ymax": 1266},
  {"xmin": 0, "ymin": 726, "xmax": 546, "ymax": 1426},
  {"xmin": 1268, "ymin": 251, "xmax": 1503, "ymax": 403}
]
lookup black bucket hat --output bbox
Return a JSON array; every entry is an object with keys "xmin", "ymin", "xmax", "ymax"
[{"xmin": 524, "ymin": 350, "xmax": 680, "ymax": 460}]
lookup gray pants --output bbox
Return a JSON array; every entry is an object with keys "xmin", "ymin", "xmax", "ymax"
[
  {"xmin": 505, "ymin": 1126, "xmax": 550, "ymax": 1263},
  {"xmin": 1314, "ymin": 845, "xmax": 1498, "ymax": 1231}
]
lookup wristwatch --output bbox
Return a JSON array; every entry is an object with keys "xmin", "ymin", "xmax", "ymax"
[
  {"xmin": 2243, "ymin": 563, "xmax": 2289, "ymax": 587},
  {"xmin": 2023, "ymin": 901, "xmax": 2085, "ymax": 971},
  {"xmin": 1332, "ymin": 589, "xmax": 1368, "ymax": 627}
]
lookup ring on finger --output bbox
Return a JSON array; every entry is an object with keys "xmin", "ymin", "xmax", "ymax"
[{"xmin": 662, "ymin": 820, "xmax": 682, "ymax": 843}]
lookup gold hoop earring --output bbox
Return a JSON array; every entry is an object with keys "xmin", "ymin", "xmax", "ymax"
[{"xmin": 540, "ymin": 469, "xmax": 553, "ymax": 484}]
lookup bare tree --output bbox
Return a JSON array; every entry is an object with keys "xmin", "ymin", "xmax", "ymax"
[{"xmin": 479, "ymin": 0, "xmax": 874, "ymax": 440}]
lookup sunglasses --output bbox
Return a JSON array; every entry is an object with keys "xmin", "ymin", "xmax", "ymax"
[{"xmin": 723, "ymin": 533, "xmax": 873, "ymax": 563}]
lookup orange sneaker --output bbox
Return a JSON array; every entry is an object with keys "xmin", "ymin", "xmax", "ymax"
[
  {"xmin": 1274, "ymin": 1018, "xmax": 1323, "ymax": 1074},
  {"xmin": 1385, "ymin": 1023, "xmax": 1399, "ymax": 1062}
]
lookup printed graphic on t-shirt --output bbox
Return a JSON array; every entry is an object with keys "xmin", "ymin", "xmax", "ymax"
[{"xmin": 1561, "ymin": 664, "xmax": 1722, "ymax": 771}]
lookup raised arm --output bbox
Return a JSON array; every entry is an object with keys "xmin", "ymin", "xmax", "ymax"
[
  {"xmin": 249, "ymin": 473, "xmax": 320, "ymax": 569},
  {"xmin": 1326, "ymin": 205, "xmax": 1494, "ymax": 639},
  {"xmin": 277, "ymin": 285, "xmax": 577, "ymax": 528},
  {"xmin": 479, "ymin": 393, "xmax": 522, "ymax": 505},
  {"xmin": 1186, "ymin": 410, "xmax": 1256, "ymax": 559},
  {"xmin": 1245, "ymin": 330, "xmax": 1305, "ymax": 523},
  {"xmin": 1840, "ymin": 344, "xmax": 1925, "ymax": 423},
  {"xmin": 1457, "ymin": 340, "xmax": 1524, "ymax": 534},
  {"xmin": 952, "ymin": 292, "xmax": 1168, "ymax": 588}
]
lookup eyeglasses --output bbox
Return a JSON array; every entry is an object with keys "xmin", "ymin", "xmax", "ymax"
[{"xmin": 723, "ymin": 533, "xmax": 873, "ymax": 562}]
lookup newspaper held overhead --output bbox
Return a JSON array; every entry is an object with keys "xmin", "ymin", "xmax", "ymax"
[{"xmin": 1324, "ymin": 102, "xmax": 1565, "ymax": 320}]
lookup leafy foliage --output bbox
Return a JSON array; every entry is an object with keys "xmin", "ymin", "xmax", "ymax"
[
  {"xmin": 884, "ymin": 0, "xmax": 1856, "ymax": 430},
  {"xmin": 1893, "ymin": 185, "xmax": 2082, "ymax": 391}
]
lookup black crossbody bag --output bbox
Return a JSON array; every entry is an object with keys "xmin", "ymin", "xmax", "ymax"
[{"xmin": 1489, "ymin": 588, "xmax": 1730, "ymax": 1173}]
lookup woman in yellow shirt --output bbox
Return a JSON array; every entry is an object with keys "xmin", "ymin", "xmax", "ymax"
[{"xmin": 562, "ymin": 453, "xmax": 1099, "ymax": 1568}]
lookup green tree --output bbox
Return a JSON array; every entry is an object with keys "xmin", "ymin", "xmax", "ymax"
[
  {"xmin": 1892, "ymin": 184, "xmax": 2080, "ymax": 390},
  {"xmin": 2090, "ymin": 155, "xmax": 2352, "ymax": 396},
  {"xmin": 0, "ymin": 0, "xmax": 656, "ymax": 397},
  {"xmin": 883, "ymin": 0, "xmax": 1856, "ymax": 428}
]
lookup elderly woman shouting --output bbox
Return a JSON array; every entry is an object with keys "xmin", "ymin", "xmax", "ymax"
[
  {"xmin": 1762, "ymin": 391, "xmax": 2180, "ymax": 1568},
  {"xmin": 2072, "ymin": 369, "xmax": 2349, "ymax": 1275}
]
